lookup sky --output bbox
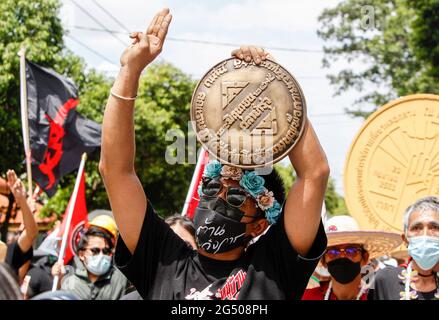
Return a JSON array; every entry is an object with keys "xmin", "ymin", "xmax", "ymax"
[{"xmin": 59, "ymin": 0, "xmax": 367, "ymax": 196}]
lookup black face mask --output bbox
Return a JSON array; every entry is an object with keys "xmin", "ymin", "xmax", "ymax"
[
  {"xmin": 327, "ymin": 258, "xmax": 361, "ymax": 284},
  {"xmin": 194, "ymin": 197, "xmax": 250, "ymax": 254}
]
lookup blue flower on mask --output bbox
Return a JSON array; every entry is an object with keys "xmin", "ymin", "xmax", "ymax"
[
  {"xmin": 239, "ymin": 171, "xmax": 265, "ymax": 198},
  {"xmin": 265, "ymin": 200, "xmax": 282, "ymax": 225},
  {"xmin": 204, "ymin": 160, "xmax": 222, "ymax": 179}
]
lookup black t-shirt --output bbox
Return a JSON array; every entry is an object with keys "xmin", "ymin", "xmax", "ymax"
[
  {"xmin": 6, "ymin": 241, "xmax": 33, "ymax": 274},
  {"xmin": 115, "ymin": 200, "xmax": 327, "ymax": 300},
  {"xmin": 368, "ymin": 266, "xmax": 438, "ymax": 300},
  {"xmin": 26, "ymin": 256, "xmax": 54, "ymax": 298}
]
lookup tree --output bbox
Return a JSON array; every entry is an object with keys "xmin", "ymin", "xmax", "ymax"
[
  {"xmin": 0, "ymin": 0, "xmax": 114, "ymax": 220},
  {"xmin": 41, "ymin": 63, "xmax": 197, "ymax": 219},
  {"xmin": 1, "ymin": 0, "xmax": 197, "ymax": 220},
  {"xmin": 318, "ymin": 0, "xmax": 439, "ymax": 118},
  {"xmin": 274, "ymin": 164, "xmax": 347, "ymax": 215},
  {"xmin": 0, "ymin": 0, "xmax": 84, "ymax": 172}
]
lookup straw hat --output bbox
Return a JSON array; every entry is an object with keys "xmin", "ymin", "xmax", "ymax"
[{"xmin": 325, "ymin": 216, "xmax": 402, "ymax": 259}]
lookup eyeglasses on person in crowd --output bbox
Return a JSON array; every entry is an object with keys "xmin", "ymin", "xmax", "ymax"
[
  {"xmin": 85, "ymin": 247, "xmax": 112, "ymax": 256},
  {"xmin": 325, "ymin": 246, "xmax": 364, "ymax": 260}
]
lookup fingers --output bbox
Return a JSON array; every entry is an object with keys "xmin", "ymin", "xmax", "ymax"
[
  {"xmin": 6, "ymin": 170, "xmax": 17, "ymax": 188},
  {"xmin": 249, "ymin": 47, "xmax": 261, "ymax": 64},
  {"xmin": 231, "ymin": 49, "xmax": 244, "ymax": 60},
  {"xmin": 256, "ymin": 47, "xmax": 268, "ymax": 60},
  {"xmin": 156, "ymin": 12, "xmax": 172, "ymax": 41},
  {"xmin": 147, "ymin": 8, "xmax": 170, "ymax": 36},
  {"xmin": 231, "ymin": 46, "xmax": 267, "ymax": 64},
  {"xmin": 129, "ymin": 32, "xmax": 142, "ymax": 45},
  {"xmin": 241, "ymin": 46, "xmax": 251, "ymax": 63}
]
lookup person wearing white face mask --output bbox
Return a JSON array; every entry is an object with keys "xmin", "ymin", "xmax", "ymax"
[
  {"xmin": 52, "ymin": 224, "xmax": 128, "ymax": 300},
  {"xmin": 368, "ymin": 196, "xmax": 439, "ymax": 300}
]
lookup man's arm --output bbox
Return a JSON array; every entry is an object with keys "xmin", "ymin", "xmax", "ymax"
[
  {"xmin": 284, "ymin": 120, "xmax": 329, "ymax": 257},
  {"xmin": 99, "ymin": 8, "xmax": 172, "ymax": 254},
  {"xmin": 230, "ymin": 46, "xmax": 330, "ymax": 256},
  {"xmin": 7, "ymin": 170, "xmax": 38, "ymax": 253}
]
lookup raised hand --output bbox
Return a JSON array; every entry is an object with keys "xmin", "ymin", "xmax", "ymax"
[
  {"xmin": 6, "ymin": 170, "xmax": 27, "ymax": 204},
  {"xmin": 120, "ymin": 8, "xmax": 172, "ymax": 75},
  {"xmin": 231, "ymin": 46, "xmax": 269, "ymax": 65}
]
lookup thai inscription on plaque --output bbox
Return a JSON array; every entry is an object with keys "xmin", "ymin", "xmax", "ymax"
[
  {"xmin": 191, "ymin": 58, "xmax": 307, "ymax": 168},
  {"xmin": 344, "ymin": 94, "xmax": 439, "ymax": 233}
]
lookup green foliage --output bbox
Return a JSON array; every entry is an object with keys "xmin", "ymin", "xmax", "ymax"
[
  {"xmin": 273, "ymin": 164, "xmax": 296, "ymax": 193},
  {"xmin": 40, "ymin": 63, "xmax": 197, "ymax": 219},
  {"xmin": 274, "ymin": 164, "xmax": 346, "ymax": 215},
  {"xmin": 1, "ymin": 0, "xmax": 197, "ymax": 220},
  {"xmin": 318, "ymin": 0, "xmax": 439, "ymax": 117},
  {"xmin": 132, "ymin": 63, "xmax": 196, "ymax": 217},
  {"xmin": 0, "ymin": 0, "xmax": 67, "ymax": 172}
]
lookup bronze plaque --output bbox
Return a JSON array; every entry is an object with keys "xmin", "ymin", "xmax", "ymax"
[
  {"xmin": 344, "ymin": 94, "xmax": 439, "ymax": 233},
  {"xmin": 191, "ymin": 58, "xmax": 307, "ymax": 168}
]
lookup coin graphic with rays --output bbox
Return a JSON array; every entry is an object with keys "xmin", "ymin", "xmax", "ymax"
[{"xmin": 344, "ymin": 94, "xmax": 439, "ymax": 233}]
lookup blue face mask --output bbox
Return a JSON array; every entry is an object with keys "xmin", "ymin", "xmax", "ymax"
[
  {"xmin": 408, "ymin": 236, "xmax": 439, "ymax": 271},
  {"xmin": 85, "ymin": 254, "xmax": 112, "ymax": 276}
]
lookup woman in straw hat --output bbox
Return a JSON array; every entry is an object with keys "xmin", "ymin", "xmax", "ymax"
[{"xmin": 302, "ymin": 215, "xmax": 402, "ymax": 300}]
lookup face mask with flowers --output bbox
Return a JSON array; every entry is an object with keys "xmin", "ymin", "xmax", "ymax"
[{"xmin": 197, "ymin": 160, "xmax": 282, "ymax": 225}]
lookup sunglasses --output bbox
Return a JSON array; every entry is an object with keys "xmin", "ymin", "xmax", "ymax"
[
  {"xmin": 201, "ymin": 177, "xmax": 264, "ymax": 221},
  {"xmin": 201, "ymin": 177, "xmax": 250, "ymax": 208},
  {"xmin": 325, "ymin": 246, "xmax": 364, "ymax": 260},
  {"xmin": 86, "ymin": 247, "xmax": 112, "ymax": 256}
]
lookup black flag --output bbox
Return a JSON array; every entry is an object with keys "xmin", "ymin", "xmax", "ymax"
[{"xmin": 25, "ymin": 61, "xmax": 101, "ymax": 197}]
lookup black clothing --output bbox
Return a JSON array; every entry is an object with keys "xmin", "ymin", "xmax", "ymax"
[
  {"xmin": 368, "ymin": 266, "xmax": 438, "ymax": 300},
  {"xmin": 6, "ymin": 241, "xmax": 33, "ymax": 274},
  {"xmin": 26, "ymin": 256, "xmax": 54, "ymax": 298},
  {"xmin": 115, "ymin": 200, "xmax": 327, "ymax": 300}
]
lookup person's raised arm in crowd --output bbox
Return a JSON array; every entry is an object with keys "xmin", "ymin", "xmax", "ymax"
[
  {"xmin": 231, "ymin": 47, "xmax": 330, "ymax": 257},
  {"xmin": 6, "ymin": 170, "xmax": 38, "ymax": 253},
  {"xmin": 99, "ymin": 8, "xmax": 172, "ymax": 254},
  {"xmin": 284, "ymin": 120, "xmax": 329, "ymax": 256}
]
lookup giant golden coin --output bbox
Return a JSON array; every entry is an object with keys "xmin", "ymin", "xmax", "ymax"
[{"xmin": 344, "ymin": 94, "xmax": 439, "ymax": 233}]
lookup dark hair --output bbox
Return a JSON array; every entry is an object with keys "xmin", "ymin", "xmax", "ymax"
[
  {"xmin": 165, "ymin": 214, "xmax": 195, "ymax": 237},
  {"xmin": 0, "ymin": 263, "xmax": 22, "ymax": 300},
  {"xmin": 77, "ymin": 226, "xmax": 114, "ymax": 252},
  {"xmin": 260, "ymin": 168, "xmax": 286, "ymax": 205}
]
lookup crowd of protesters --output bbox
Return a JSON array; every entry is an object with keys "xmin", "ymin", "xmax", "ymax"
[{"xmin": 1, "ymin": 8, "xmax": 438, "ymax": 301}]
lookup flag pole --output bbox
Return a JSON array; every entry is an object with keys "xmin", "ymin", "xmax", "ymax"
[
  {"xmin": 52, "ymin": 153, "xmax": 87, "ymax": 291},
  {"xmin": 181, "ymin": 148, "xmax": 208, "ymax": 216},
  {"xmin": 18, "ymin": 47, "xmax": 33, "ymax": 198}
]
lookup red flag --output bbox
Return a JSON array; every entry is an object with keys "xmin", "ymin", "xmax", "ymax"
[
  {"xmin": 182, "ymin": 149, "xmax": 209, "ymax": 219},
  {"xmin": 57, "ymin": 171, "xmax": 88, "ymax": 264}
]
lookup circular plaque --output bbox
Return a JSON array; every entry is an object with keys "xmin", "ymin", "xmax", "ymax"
[
  {"xmin": 344, "ymin": 94, "xmax": 439, "ymax": 233},
  {"xmin": 191, "ymin": 58, "xmax": 307, "ymax": 168}
]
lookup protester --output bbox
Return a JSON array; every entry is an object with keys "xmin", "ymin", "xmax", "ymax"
[
  {"xmin": 99, "ymin": 8, "xmax": 329, "ymax": 300},
  {"xmin": 24, "ymin": 251, "xmax": 58, "ymax": 298},
  {"xmin": 5, "ymin": 170, "xmax": 38, "ymax": 275},
  {"xmin": 51, "ymin": 216, "xmax": 127, "ymax": 300},
  {"xmin": 302, "ymin": 216, "xmax": 401, "ymax": 300},
  {"xmin": 120, "ymin": 214, "xmax": 197, "ymax": 300},
  {"xmin": 368, "ymin": 196, "xmax": 439, "ymax": 300},
  {"xmin": 0, "ymin": 262, "xmax": 23, "ymax": 300}
]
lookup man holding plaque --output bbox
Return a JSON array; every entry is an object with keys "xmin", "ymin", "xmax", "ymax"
[{"xmin": 100, "ymin": 8, "xmax": 329, "ymax": 300}]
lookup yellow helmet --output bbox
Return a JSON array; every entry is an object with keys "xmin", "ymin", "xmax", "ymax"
[{"xmin": 88, "ymin": 215, "xmax": 118, "ymax": 240}]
